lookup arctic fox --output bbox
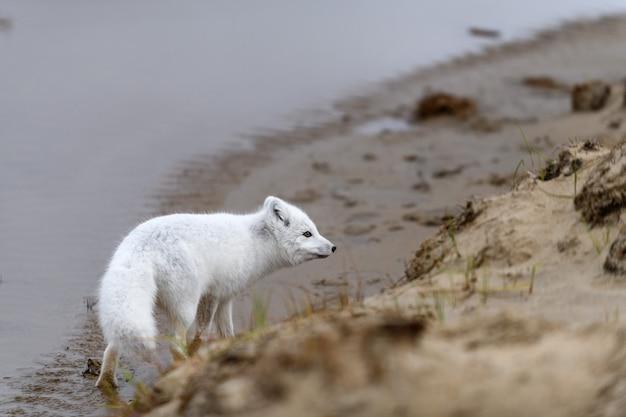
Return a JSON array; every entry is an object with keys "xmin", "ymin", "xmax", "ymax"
[{"xmin": 95, "ymin": 196, "xmax": 335, "ymax": 389}]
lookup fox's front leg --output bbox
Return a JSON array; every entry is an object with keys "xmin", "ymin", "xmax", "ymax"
[
  {"xmin": 186, "ymin": 294, "xmax": 219, "ymax": 350},
  {"xmin": 215, "ymin": 299, "xmax": 235, "ymax": 337}
]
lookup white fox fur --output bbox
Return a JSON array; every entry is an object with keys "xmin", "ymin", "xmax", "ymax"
[{"xmin": 95, "ymin": 196, "xmax": 335, "ymax": 388}]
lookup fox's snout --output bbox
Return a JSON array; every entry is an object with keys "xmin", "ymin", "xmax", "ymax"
[{"xmin": 314, "ymin": 237, "xmax": 336, "ymax": 258}]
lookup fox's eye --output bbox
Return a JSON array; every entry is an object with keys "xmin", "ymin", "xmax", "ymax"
[{"xmin": 303, "ymin": 231, "xmax": 312, "ymax": 238}]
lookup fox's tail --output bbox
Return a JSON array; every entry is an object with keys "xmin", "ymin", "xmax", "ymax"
[{"xmin": 98, "ymin": 259, "xmax": 158, "ymax": 357}]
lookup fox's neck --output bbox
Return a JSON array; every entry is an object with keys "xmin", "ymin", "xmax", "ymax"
[{"xmin": 246, "ymin": 211, "xmax": 290, "ymax": 280}]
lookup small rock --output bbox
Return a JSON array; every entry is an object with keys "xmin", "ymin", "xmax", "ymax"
[
  {"xmin": 572, "ymin": 81, "xmax": 611, "ymax": 112},
  {"xmin": 362, "ymin": 153, "xmax": 378, "ymax": 161}
]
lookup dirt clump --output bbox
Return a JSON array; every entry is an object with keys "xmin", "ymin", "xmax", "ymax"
[
  {"xmin": 571, "ymin": 80, "xmax": 611, "ymax": 112},
  {"xmin": 574, "ymin": 142, "xmax": 626, "ymax": 225},
  {"xmin": 412, "ymin": 92, "xmax": 477, "ymax": 121},
  {"xmin": 539, "ymin": 148, "xmax": 582, "ymax": 181},
  {"xmin": 604, "ymin": 227, "xmax": 626, "ymax": 275}
]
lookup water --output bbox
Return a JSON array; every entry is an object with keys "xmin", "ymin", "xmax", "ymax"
[{"xmin": 1, "ymin": 0, "xmax": 626, "ymax": 407}]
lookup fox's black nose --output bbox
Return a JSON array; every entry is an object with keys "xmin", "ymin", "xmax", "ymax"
[{"xmin": 331, "ymin": 246, "xmax": 337, "ymax": 253}]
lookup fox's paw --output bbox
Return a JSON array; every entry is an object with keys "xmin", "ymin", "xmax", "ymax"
[{"xmin": 95, "ymin": 372, "xmax": 118, "ymax": 392}]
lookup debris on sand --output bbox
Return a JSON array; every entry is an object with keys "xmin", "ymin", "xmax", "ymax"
[
  {"xmin": 571, "ymin": 81, "xmax": 611, "ymax": 112},
  {"xmin": 82, "ymin": 358, "xmax": 101, "ymax": 378},
  {"xmin": 574, "ymin": 142, "xmax": 626, "ymax": 225},
  {"xmin": 468, "ymin": 26, "xmax": 501, "ymax": 39},
  {"xmin": 604, "ymin": 227, "xmax": 626, "ymax": 275},
  {"xmin": 521, "ymin": 76, "xmax": 570, "ymax": 92},
  {"xmin": 412, "ymin": 92, "xmax": 477, "ymax": 122}
]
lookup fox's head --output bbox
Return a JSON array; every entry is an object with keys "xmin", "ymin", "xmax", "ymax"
[{"xmin": 262, "ymin": 196, "xmax": 336, "ymax": 265}]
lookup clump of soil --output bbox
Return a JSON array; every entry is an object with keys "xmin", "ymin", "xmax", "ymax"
[
  {"xmin": 412, "ymin": 92, "xmax": 477, "ymax": 121},
  {"xmin": 604, "ymin": 227, "xmax": 626, "ymax": 275},
  {"xmin": 571, "ymin": 81, "xmax": 611, "ymax": 112},
  {"xmin": 521, "ymin": 75, "xmax": 569, "ymax": 92},
  {"xmin": 539, "ymin": 148, "xmax": 582, "ymax": 181},
  {"xmin": 574, "ymin": 142, "xmax": 626, "ymax": 225}
]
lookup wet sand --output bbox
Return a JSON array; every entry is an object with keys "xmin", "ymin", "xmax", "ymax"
[{"xmin": 5, "ymin": 12, "xmax": 626, "ymax": 417}]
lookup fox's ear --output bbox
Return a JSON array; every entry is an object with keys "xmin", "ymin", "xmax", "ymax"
[{"xmin": 264, "ymin": 196, "xmax": 290, "ymax": 227}]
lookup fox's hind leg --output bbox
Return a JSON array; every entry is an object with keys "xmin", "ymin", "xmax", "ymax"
[{"xmin": 95, "ymin": 343, "xmax": 119, "ymax": 390}]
